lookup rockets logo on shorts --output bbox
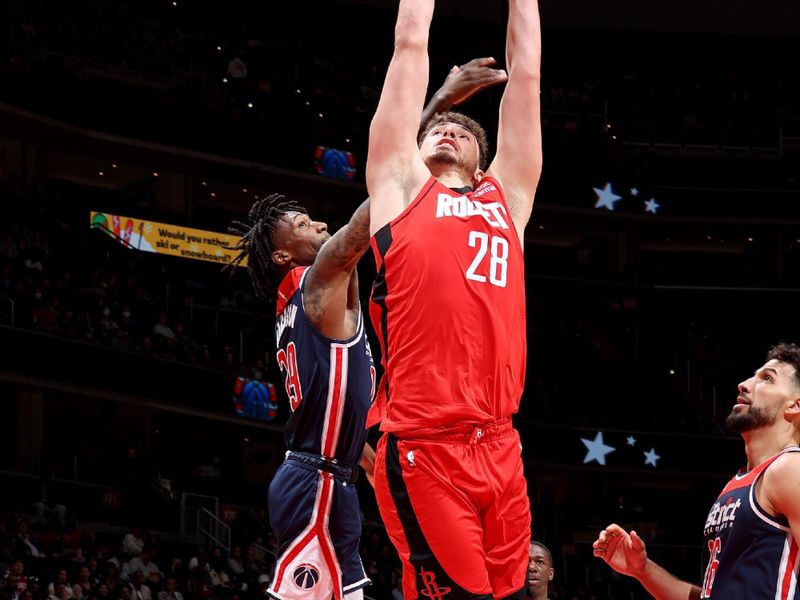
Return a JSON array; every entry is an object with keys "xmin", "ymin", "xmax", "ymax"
[{"xmin": 419, "ymin": 567, "xmax": 451, "ymax": 600}]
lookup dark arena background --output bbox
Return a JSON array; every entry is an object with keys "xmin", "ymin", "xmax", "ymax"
[{"xmin": 1, "ymin": 0, "xmax": 799, "ymax": 598}]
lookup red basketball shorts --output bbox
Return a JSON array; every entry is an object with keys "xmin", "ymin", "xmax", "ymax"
[{"xmin": 374, "ymin": 419, "xmax": 531, "ymax": 599}]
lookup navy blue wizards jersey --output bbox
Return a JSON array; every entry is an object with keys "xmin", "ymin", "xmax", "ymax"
[
  {"xmin": 274, "ymin": 267, "xmax": 376, "ymax": 466},
  {"xmin": 700, "ymin": 447, "xmax": 800, "ymax": 599}
]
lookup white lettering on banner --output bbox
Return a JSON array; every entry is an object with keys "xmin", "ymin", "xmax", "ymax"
[
  {"xmin": 275, "ymin": 304, "xmax": 297, "ymax": 342},
  {"xmin": 435, "ymin": 193, "xmax": 509, "ymax": 230}
]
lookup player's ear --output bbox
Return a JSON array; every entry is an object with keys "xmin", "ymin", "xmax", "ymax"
[
  {"xmin": 472, "ymin": 169, "xmax": 485, "ymax": 187},
  {"xmin": 272, "ymin": 249, "xmax": 291, "ymax": 266},
  {"xmin": 548, "ymin": 567, "xmax": 554, "ymax": 582}
]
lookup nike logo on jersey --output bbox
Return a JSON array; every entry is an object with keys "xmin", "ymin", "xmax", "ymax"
[
  {"xmin": 704, "ymin": 497, "xmax": 742, "ymax": 535},
  {"xmin": 275, "ymin": 303, "xmax": 298, "ymax": 342},
  {"xmin": 435, "ymin": 193, "xmax": 510, "ymax": 230}
]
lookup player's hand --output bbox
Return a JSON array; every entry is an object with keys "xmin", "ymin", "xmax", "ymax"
[
  {"xmin": 592, "ymin": 524, "xmax": 648, "ymax": 577},
  {"xmin": 438, "ymin": 57, "xmax": 508, "ymax": 107}
]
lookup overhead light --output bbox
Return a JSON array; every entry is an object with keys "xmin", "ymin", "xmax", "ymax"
[
  {"xmin": 98, "ymin": 171, "xmax": 104, "ymax": 176},
  {"xmin": 111, "ymin": 163, "xmax": 118, "ymax": 169},
  {"xmin": 247, "ymin": 102, "xmax": 254, "ymax": 108},
  {"xmin": 152, "ymin": 172, "xmax": 160, "ymax": 177},
  {"xmin": 242, "ymin": 188, "xmax": 248, "ymax": 193},
  {"xmin": 210, "ymin": 192, "xmax": 217, "ymax": 197}
]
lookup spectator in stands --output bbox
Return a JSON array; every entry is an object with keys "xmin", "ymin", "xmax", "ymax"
[
  {"xmin": 185, "ymin": 548, "xmax": 206, "ymax": 574},
  {"xmin": 48, "ymin": 582, "xmax": 70, "ymax": 600},
  {"xmin": 113, "ymin": 583, "xmax": 131, "ymax": 600},
  {"xmin": 74, "ymin": 566, "xmax": 94, "ymax": 598},
  {"xmin": 152, "ymin": 313, "xmax": 175, "ymax": 343},
  {"xmin": 155, "ymin": 578, "xmax": 182, "ymax": 600},
  {"xmin": 225, "ymin": 547, "xmax": 243, "ymax": 581},
  {"xmin": 121, "ymin": 529, "xmax": 145, "ymax": 558},
  {"xmin": 90, "ymin": 583, "xmax": 111, "ymax": 600},
  {"xmin": 14, "ymin": 524, "xmax": 45, "ymax": 560},
  {"xmin": 123, "ymin": 548, "xmax": 161, "ymax": 586},
  {"xmin": 99, "ymin": 564, "xmax": 120, "ymax": 592},
  {"xmin": 127, "ymin": 571, "xmax": 151, "ymax": 600},
  {"xmin": 4, "ymin": 573, "xmax": 21, "ymax": 600},
  {"xmin": 206, "ymin": 548, "xmax": 231, "ymax": 595},
  {"xmin": 186, "ymin": 556, "xmax": 212, "ymax": 600},
  {"xmin": 51, "ymin": 534, "xmax": 85, "ymax": 564},
  {"xmin": 46, "ymin": 570, "xmax": 72, "ymax": 599}
]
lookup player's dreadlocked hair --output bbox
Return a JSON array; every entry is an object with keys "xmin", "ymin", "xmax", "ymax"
[{"xmin": 225, "ymin": 193, "xmax": 307, "ymax": 299}]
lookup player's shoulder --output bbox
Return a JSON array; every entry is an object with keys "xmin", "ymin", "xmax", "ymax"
[{"xmin": 765, "ymin": 447, "xmax": 800, "ymax": 478}]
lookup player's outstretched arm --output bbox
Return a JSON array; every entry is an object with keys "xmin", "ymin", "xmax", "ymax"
[
  {"xmin": 419, "ymin": 57, "xmax": 508, "ymax": 133},
  {"xmin": 593, "ymin": 524, "xmax": 701, "ymax": 600},
  {"xmin": 304, "ymin": 199, "xmax": 370, "ymax": 339},
  {"xmin": 486, "ymin": 0, "xmax": 543, "ymax": 244},
  {"xmin": 366, "ymin": 0, "xmax": 435, "ymax": 236}
]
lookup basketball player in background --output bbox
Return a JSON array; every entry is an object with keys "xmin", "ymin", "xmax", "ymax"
[
  {"xmin": 526, "ymin": 542, "xmax": 554, "ymax": 600},
  {"xmin": 226, "ymin": 60, "xmax": 507, "ymax": 600},
  {"xmin": 593, "ymin": 342, "xmax": 800, "ymax": 600},
  {"xmin": 365, "ymin": 0, "xmax": 542, "ymax": 597}
]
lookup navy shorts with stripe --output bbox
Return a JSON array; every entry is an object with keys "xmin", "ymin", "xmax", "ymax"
[{"xmin": 268, "ymin": 460, "xmax": 368, "ymax": 598}]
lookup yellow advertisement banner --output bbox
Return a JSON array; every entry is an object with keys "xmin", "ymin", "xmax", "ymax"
[{"xmin": 89, "ymin": 211, "xmax": 247, "ymax": 267}]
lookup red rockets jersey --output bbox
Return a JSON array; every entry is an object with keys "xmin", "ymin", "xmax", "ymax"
[
  {"xmin": 700, "ymin": 447, "xmax": 800, "ymax": 599},
  {"xmin": 368, "ymin": 176, "xmax": 526, "ymax": 434}
]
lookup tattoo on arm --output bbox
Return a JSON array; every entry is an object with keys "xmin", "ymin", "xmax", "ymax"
[{"xmin": 322, "ymin": 199, "xmax": 371, "ymax": 271}]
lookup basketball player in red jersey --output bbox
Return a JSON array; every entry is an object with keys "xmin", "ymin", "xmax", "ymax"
[
  {"xmin": 593, "ymin": 343, "xmax": 800, "ymax": 600},
  {"xmin": 365, "ymin": 0, "xmax": 542, "ymax": 598},
  {"xmin": 225, "ymin": 58, "xmax": 507, "ymax": 600}
]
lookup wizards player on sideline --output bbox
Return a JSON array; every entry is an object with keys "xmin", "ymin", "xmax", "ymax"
[
  {"xmin": 593, "ymin": 343, "xmax": 800, "ymax": 600},
  {"xmin": 225, "ymin": 60, "xmax": 509, "ymax": 600}
]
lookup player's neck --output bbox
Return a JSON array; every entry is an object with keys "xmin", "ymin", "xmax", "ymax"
[
  {"xmin": 432, "ymin": 168, "xmax": 473, "ymax": 190},
  {"xmin": 742, "ymin": 425, "xmax": 796, "ymax": 470}
]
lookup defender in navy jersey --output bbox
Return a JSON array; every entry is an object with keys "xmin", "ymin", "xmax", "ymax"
[
  {"xmin": 228, "ymin": 194, "xmax": 375, "ymax": 600},
  {"xmin": 593, "ymin": 343, "xmax": 800, "ymax": 599}
]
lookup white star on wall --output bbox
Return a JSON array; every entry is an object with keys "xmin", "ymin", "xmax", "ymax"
[
  {"xmin": 626, "ymin": 436, "xmax": 637, "ymax": 446},
  {"xmin": 644, "ymin": 198, "xmax": 660, "ymax": 214},
  {"xmin": 593, "ymin": 183, "xmax": 622, "ymax": 211},
  {"xmin": 644, "ymin": 448, "xmax": 661, "ymax": 467},
  {"xmin": 630, "ymin": 187, "xmax": 639, "ymax": 197},
  {"xmin": 581, "ymin": 432, "xmax": 616, "ymax": 466}
]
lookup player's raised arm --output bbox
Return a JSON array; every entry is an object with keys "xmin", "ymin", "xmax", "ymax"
[
  {"xmin": 303, "ymin": 199, "xmax": 370, "ymax": 340},
  {"xmin": 366, "ymin": 0, "xmax": 435, "ymax": 236},
  {"xmin": 486, "ymin": 0, "xmax": 543, "ymax": 244}
]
